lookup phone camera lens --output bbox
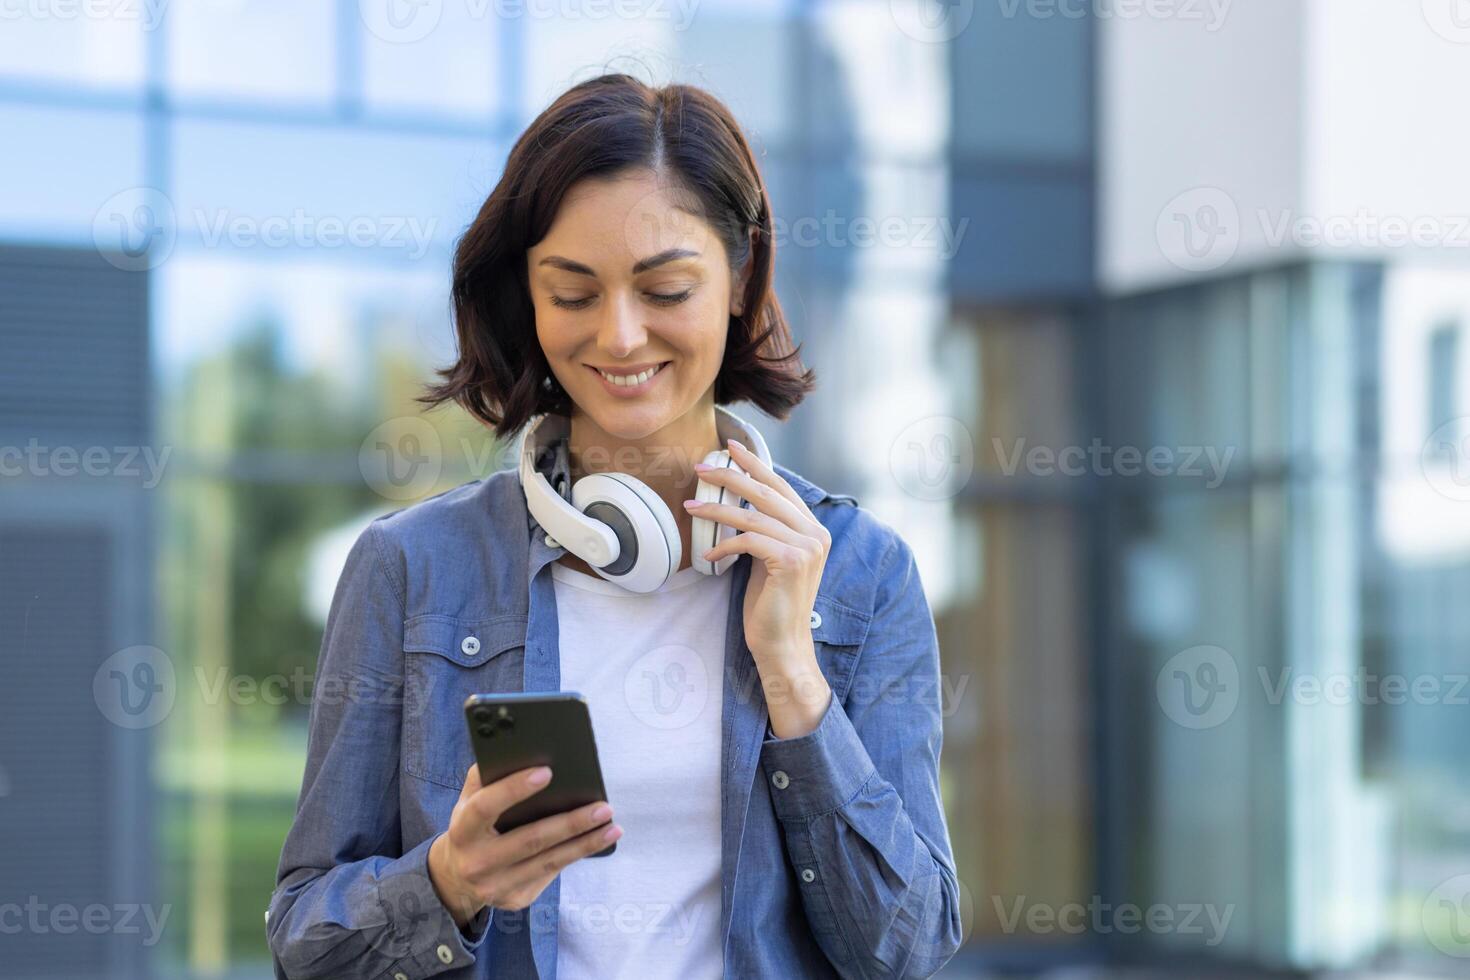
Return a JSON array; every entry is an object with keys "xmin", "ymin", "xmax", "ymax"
[{"xmin": 476, "ymin": 723, "xmax": 496, "ymax": 738}]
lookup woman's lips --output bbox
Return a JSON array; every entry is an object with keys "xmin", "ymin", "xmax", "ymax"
[{"xmin": 586, "ymin": 361, "xmax": 670, "ymax": 398}]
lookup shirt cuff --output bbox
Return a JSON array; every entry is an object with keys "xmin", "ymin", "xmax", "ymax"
[
  {"xmin": 376, "ymin": 835, "xmax": 490, "ymax": 976},
  {"xmin": 759, "ymin": 694, "xmax": 877, "ymax": 822}
]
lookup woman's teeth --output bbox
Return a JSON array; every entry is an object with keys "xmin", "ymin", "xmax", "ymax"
[{"xmin": 598, "ymin": 363, "xmax": 666, "ymax": 386}]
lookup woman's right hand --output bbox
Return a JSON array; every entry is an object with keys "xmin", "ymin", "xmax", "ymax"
[{"xmin": 427, "ymin": 763, "xmax": 622, "ymax": 929}]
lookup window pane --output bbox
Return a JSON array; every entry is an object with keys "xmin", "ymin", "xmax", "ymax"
[
  {"xmin": 167, "ymin": 0, "xmax": 336, "ymax": 105},
  {"xmin": 169, "ymin": 119, "xmax": 500, "ymax": 263},
  {"xmin": 0, "ymin": 11, "xmax": 147, "ymax": 90},
  {"xmin": 0, "ymin": 104, "xmax": 147, "ymax": 245},
  {"xmin": 359, "ymin": 7, "xmax": 503, "ymax": 120},
  {"xmin": 810, "ymin": 0, "xmax": 950, "ymax": 157}
]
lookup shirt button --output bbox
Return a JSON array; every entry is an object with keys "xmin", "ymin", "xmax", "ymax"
[
  {"xmin": 801, "ymin": 868, "xmax": 817, "ymax": 883},
  {"xmin": 809, "ymin": 610, "xmax": 822, "ymax": 629},
  {"xmin": 544, "ymin": 533, "xmax": 559, "ymax": 548},
  {"xmin": 394, "ymin": 973, "xmax": 409, "ymax": 980},
  {"xmin": 461, "ymin": 635, "xmax": 480, "ymax": 656},
  {"xmin": 771, "ymin": 770, "xmax": 790, "ymax": 789},
  {"xmin": 436, "ymin": 943, "xmax": 454, "ymax": 964}
]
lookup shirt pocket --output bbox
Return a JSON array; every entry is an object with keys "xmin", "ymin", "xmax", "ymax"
[
  {"xmin": 401, "ymin": 614, "xmax": 528, "ymax": 790},
  {"xmin": 809, "ymin": 592, "xmax": 870, "ymax": 700}
]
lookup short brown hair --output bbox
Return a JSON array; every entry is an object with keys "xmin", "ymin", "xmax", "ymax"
[{"xmin": 419, "ymin": 72, "xmax": 816, "ymax": 440}]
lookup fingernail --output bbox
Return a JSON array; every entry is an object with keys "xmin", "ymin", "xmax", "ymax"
[
  {"xmin": 727, "ymin": 438, "xmax": 741, "ymax": 451},
  {"xmin": 682, "ymin": 499, "xmax": 700, "ymax": 509},
  {"xmin": 528, "ymin": 767, "xmax": 551, "ymax": 786},
  {"xmin": 693, "ymin": 461, "xmax": 711, "ymax": 471},
  {"xmin": 591, "ymin": 804, "xmax": 612, "ymax": 821},
  {"xmin": 603, "ymin": 825, "xmax": 622, "ymax": 842}
]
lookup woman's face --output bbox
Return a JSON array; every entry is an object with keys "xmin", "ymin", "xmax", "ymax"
[{"xmin": 527, "ymin": 168, "xmax": 747, "ymax": 441}]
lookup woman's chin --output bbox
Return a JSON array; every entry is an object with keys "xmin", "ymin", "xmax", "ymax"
[{"xmin": 578, "ymin": 397, "xmax": 677, "ymax": 441}]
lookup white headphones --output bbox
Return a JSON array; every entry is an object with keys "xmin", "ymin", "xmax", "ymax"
[{"xmin": 517, "ymin": 405, "xmax": 773, "ymax": 594}]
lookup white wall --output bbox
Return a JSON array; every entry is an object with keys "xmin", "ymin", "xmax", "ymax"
[
  {"xmin": 1098, "ymin": 0, "xmax": 1304, "ymax": 293},
  {"xmin": 1303, "ymin": 0, "xmax": 1470, "ymax": 267},
  {"xmin": 1100, "ymin": 0, "xmax": 1470, "ymax": 294}
]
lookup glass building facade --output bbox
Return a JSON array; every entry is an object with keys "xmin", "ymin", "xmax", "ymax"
[{"xmin": 3, "ymin": 2, "xmax": 1469, "ymax": 977}]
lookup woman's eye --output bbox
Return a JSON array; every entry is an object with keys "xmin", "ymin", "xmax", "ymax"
[
  {"xmin": 550, "ymin": 288, "xmax": 693, "ymax": 310},
  {"xmin": 647, "ymin": 288, "xmax": 693, "ymax": 307}
]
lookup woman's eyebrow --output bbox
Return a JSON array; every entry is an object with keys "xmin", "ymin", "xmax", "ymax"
[
  {"xmin": 537, "ymin": 248, "xmax": 701, "ymax": 278},
  {"xmin": 537, "ymin": 255, "xmax": 597, "ymax": 277},
  {"xmin": 631, "ymin": 248, "xmax": 700, "ymax": 274}
]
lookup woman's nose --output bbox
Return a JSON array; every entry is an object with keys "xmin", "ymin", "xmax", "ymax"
[{"xmin": 596, "ymin": 290, "xmax": 648, "ymax": 357}]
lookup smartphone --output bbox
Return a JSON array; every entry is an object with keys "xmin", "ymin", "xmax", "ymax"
[{"xmin": 462, "ymin": 692, "xmax": 616, "ymax": 857}]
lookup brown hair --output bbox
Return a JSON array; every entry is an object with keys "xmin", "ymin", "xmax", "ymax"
[{"xmin": 419, "ymin": 72, "xmax": 816, "ymax": 439}]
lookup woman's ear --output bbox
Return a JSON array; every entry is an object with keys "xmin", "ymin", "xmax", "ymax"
[{"xmin": 729, "ymin": 226, "xmax": 759, "ymax": 317}]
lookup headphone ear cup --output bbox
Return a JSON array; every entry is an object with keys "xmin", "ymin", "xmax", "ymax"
[
  {"xmin": 573, "ymin": 471, "xmax": 682, "ymax": 593},
  {"xmin": 691, "ymin": 449, "xmax": 747, "ymax": 576}
]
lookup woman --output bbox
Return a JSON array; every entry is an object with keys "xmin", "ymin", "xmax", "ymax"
[{"xmin": 267, "ymin": 72, "xmax": 963, "ymax": 979}]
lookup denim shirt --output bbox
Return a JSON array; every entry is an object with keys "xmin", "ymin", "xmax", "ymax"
[{"xmin": 267, "ymin": 460, "xmax": 964, "ymax": 979}]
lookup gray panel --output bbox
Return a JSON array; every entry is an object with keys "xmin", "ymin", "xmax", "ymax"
[
  {"xmin": 0, "ymin": 527, "xmax": 114, "ymax": 976},
  {"xmin": 0, "ymin": 244, "xmax": 153, "ymax": 980},
  {"xmin": 0, "ymin": 245, "xmax": 149, "ymax": 446},
  {"xmin": 950, "ymin": 171, "xmax": 1094, "ymax": 303},
  {"xmin": 952, "ymin": 1, "xmax": 1093, "ymax": 162}
]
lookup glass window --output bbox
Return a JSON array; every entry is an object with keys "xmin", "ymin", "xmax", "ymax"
[
  {"xmin": 0, "ymin": 104, "xmax": 148, "ymax": 244},
  {"xmin": 168, "ymin": 119, "xmax": 500, "ymax": 264},
  {"xmin": 809, "ymin": 0, "xmax": 950, "ymax": 158},
  {"xmin": 517, "ymin": 16, "xmax": 679, "ymax": 123},
  {"xmin": 359, "ymin": 7, "xmax": 504, "ymax": 120},
  {"xmin": 151, "ymin": 255, "xmax": 493, "ymax": 972},
  {"xmin": 0, "ymin": 11, "xmax": 148, "ymax": 90},
  {"xmin": 674, "ymin": 1, "xmax": 799, "ymax": 147},
  {"xmin": 942, "ymin": 310, "xmax": 1093, "ymax": 945},
  {"xmin": 167, "ymin": 0, "xmax": 336, "ymax": 105}
]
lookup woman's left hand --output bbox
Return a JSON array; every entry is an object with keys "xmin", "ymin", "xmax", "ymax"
[{"xmin": 684, "ymin": 439, "xmax": 831, "ymax": 666}]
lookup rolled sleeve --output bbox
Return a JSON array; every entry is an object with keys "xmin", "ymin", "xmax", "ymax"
[
  {"xmin": 374, "ymin": 836, "xmax": 492, "ymax": 977},
  {"xmin": 760, "ymin": 694, "xmax": 877, "ymax": 822}
]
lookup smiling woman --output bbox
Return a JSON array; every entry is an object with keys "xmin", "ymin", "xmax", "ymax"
[{"xmin": 266, "ymin": 71, "xmax": 963, "ymax": 980}]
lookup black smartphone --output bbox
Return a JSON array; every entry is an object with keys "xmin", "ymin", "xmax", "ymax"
[{"xmin": 462, "ymin": 692, "xmax": 616, "ymax": 857}]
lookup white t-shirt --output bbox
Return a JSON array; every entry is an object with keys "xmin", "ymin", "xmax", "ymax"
[{"xmin": 550, "ymin": 560, "xmax": 729, "ymax": 979}]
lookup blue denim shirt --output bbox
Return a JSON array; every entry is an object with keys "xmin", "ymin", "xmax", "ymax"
[{"xmin": 267, "ymin": 460, "xmax": 964, "ymax": 978}]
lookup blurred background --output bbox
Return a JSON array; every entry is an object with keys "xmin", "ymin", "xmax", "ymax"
[{"xmin": 3, "ymin": 0, "xmax": 1470, "ymax": 977}]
